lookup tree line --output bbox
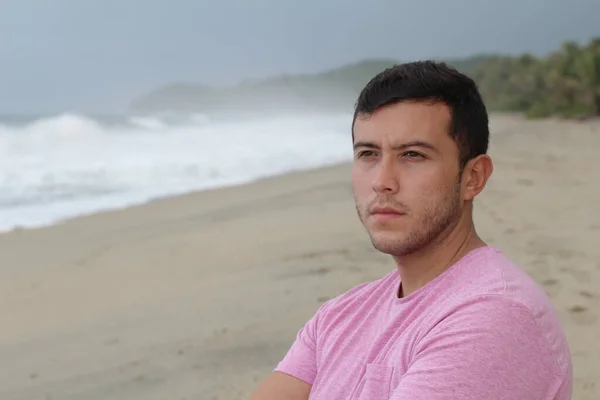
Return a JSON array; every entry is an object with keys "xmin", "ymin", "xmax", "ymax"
[{"xmin": 468, "ymin": 36, "xmax": 600, "ymax": 119}]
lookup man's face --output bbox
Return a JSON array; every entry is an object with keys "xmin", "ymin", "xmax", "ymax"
[{"xmin": 351, "ymin": 101, "xmax": 466, "ymax": 257}]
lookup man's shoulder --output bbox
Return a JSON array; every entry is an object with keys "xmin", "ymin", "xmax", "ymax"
[
  {"xmin": 437, "ymin": 247, "xmax": 564, "ymax": 329},
  {"xmin": 444, "ymin": 246, "xmax": 555, "ymax": 309},
  {"xmin": 433, "ymin": 247, "xmax": 572, "ymax": 378}
]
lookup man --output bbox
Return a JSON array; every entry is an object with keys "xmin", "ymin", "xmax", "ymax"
[{"xmin": 249, "ymin": 61, "xmax": 573, "ymax": 399}]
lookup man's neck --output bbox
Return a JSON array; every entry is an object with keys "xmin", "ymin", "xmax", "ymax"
[{"xmin": 393, "ymin": 218, "xmax": 487, "ymax": 298}]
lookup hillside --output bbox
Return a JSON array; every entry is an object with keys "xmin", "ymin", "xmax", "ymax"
[
  {"xmin": 128, "ymin": 57, "xmax": 489, "ymax": 116},
  {"xmin": 129, "ymin": 59, "xmax": 394, "ymax": 116},
  {"xmin": 130, "ymin": 36, "xmax": 600, "ymax": 119}
]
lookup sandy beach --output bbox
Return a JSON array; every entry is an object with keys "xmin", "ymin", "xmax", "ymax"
[{"xmin": 0, "ymin": 113, "xmax": 598, "ymax": 400}]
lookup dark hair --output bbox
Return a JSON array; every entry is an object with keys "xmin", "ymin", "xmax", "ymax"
[{"xmin": 352, "ymin": 60, "xmax": 489, "ymax": 169}]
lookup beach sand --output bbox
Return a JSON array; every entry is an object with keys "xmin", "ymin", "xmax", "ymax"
[{"xmin": 0, "ymin": 114, "xmax": 598, "ymax": 400}]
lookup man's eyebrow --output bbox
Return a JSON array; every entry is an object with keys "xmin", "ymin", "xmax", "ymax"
[{"xmin": 353, "ymin": 140, "xmax": 439, "ymax": 152}]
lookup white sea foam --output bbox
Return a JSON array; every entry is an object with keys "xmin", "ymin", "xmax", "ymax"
[{"xmin": 0, "ymin": 112, "xmax": 353, "ymax": 232}]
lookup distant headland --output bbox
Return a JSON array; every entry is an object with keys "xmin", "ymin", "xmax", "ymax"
[{"xmin": 130, "ymin": 37, "xmax": 600, "ymax": 120}]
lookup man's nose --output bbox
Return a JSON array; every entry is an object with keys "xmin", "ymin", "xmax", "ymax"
[{"xmin": 372, "ymin": 159, "xmax": 399, "ymax": 193}]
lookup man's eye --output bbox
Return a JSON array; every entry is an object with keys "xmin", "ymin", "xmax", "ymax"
[
  {"xmin": 403, "ymin": 151, "xmax": 424, "ymax": 159},
  {"xmin": 358, "ymin": 151, "xmax": 376, "ymax": 158}
]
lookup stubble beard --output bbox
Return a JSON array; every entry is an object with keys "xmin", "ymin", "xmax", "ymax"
[{"xmin": 356, "ymin": 184, "xmax": 463, "ymax": 257}]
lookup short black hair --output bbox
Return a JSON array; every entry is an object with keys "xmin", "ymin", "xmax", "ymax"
[{"xmin": 352, "ymin": 60, "xmax": 489, "ymax": 169}]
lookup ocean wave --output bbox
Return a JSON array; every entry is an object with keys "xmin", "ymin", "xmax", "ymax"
[{"xmin": 0, "ymin": 112, "xmax": 352, "ymax": 231}]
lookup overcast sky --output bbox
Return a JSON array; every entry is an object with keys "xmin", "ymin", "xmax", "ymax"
[{"xmin": 1, "ymin": 0, "xmax": 599, "ymax": 114}]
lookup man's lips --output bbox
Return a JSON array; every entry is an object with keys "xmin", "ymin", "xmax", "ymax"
[
  {"xmin": 370, "ymin": 206, "xmax": 405, "ymax": 215},
  {"xmin": 369, "ymin": 207, "xmax": 406, "ymax": 219}
]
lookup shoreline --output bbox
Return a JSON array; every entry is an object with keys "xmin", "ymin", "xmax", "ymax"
[{"xmin": 0, "ymin": 160, "xmax": 352, "ymax": 236}]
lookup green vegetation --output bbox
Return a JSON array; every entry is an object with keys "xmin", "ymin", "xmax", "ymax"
[
  {"xmin": 470, "ymin": 37, "xmax": 600, "ymax": 119},
  {"xmin": 130, "ymin": 37, "xmax": 600, "ymax": 119}
]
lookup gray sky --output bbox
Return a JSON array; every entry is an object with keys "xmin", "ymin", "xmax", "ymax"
[{"xmin": 1, "ymin": 0, "xmax": 599, "ymax": 114}]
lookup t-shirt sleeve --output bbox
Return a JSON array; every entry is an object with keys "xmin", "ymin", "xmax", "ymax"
[
  {"xmin": 390, "ymin": 295, "xmax": 569, "ymax": 400},
  {"xmin": 273, "ymin": 302, "xmax": 329, "ymax": 385}
]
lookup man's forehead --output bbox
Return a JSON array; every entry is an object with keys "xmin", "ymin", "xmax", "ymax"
[
  {"xmin": 353, "ymin": 102, "xmax": 452, "ymax": 143},
  {"xmin": 353, "ymin": 118, "xmax": 449, "ymax": 144}
]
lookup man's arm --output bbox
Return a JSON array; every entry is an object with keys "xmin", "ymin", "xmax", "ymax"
[
  {"xmin": 388, "ymin": 296, "xmax": 571, "ymax": 400},
  {"xmin": 248, "ymin": 372, "xmax": 311, "ymax": 400}
]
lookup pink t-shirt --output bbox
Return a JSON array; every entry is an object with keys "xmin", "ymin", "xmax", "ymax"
[{"xmin": 275, "ymin": 246, "xmax": 572, "ymax": 399}]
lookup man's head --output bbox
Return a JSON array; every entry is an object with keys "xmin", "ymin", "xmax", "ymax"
[{"xmin": 351, "ymin": 61, "xmax": 493, "ymax": 257}]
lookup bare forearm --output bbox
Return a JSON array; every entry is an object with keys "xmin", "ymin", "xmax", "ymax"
[{"xmin": 248, "ymin": 372, "xmax": 311, "ymax": 400}]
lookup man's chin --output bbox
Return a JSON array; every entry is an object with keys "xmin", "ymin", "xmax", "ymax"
[
  {"xmin": 368, "ymin": 232, "xmax": 412, "ymax": 255},
  {"xmin": 366, "ymin": 217, "xmax": 408, "ymax": 234},
  {"xmin": 366, "ymin": 219, "xmax": 409, "ymax": 235}
]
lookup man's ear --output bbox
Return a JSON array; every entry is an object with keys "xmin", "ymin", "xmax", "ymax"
[{"xmin": 461, "ymin": 154, "xmax": 493, "ymax": 201}]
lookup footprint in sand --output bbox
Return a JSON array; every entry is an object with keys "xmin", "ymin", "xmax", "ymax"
[
  {"xmin": 542, "ymin": 278, "xmax": 558, "ymax": 286},
  {"xmin": 554, "ymin": 248, "xmax": 575, "ymax": 261},
  {"xmin": 580, "ymin": 290, "xmax": 595, "ymax": 299},
  {"xmin": 570, "ymin": 305, "xmax": 587, "ymax": 313},
  {"xmin": 559, "ymin": 267, "xmax": 591, "ymax": 283},
  {"xmin": 568, "ymin": 304, "xmax": 598, "ymax": 325},
  {"xmin": 516, "ymin": 178, "xmax": 535, "ymax": 187},
  {"xmin": 540, "ymin": 278, "xmax": 561, "ymax": 297}
]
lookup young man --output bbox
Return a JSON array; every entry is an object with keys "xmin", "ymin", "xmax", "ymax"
[{"xmin": 249, "ymin": 61, "xmax": 573, "ymax": 400}]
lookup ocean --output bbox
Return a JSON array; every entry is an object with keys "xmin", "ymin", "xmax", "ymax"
[{"xmin": 0, "ymin": 112, "xmax": 353, "ymax": 232}]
